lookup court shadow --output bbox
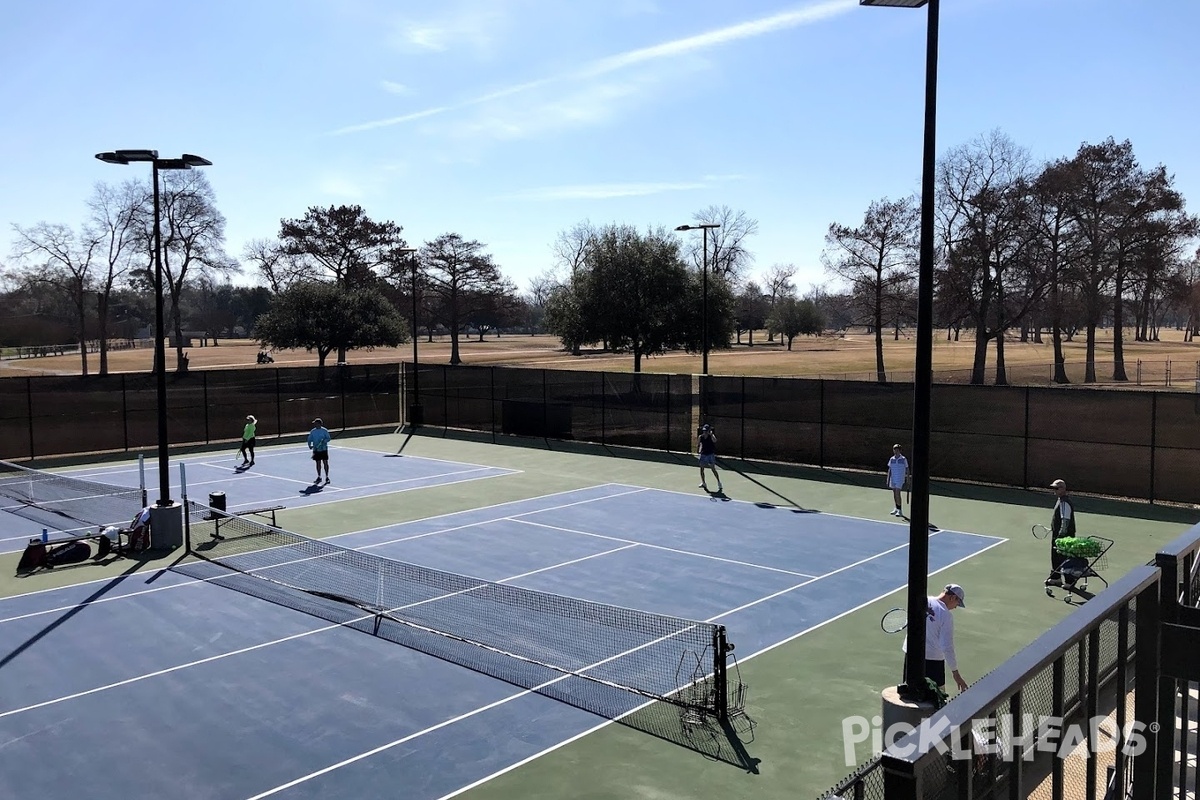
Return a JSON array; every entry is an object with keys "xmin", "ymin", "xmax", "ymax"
[
  {"xmin": 722, "ymin": 462, "xmax": 812, "ymax": 513},
  {"xmin": 385, "ymin": 429, "xmax": 416, "ymax": 457},
  {"xmin": 0, "ymin": 556, "xmax": 151, "ymax": 671},
  {"xmin": 615, "ymin": 702, "xmax": 760, "ymax": 772},
  {"xmin": 300, "ymin": 483, "xmax": 325, "ymax": 495}
]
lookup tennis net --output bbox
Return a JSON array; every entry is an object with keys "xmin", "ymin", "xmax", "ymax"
[
  {"xmin": 0, "ymin": 457, "xmax": 146, "ymax": 534},
  {"xmin": 177, "ymin": 508, "xmax": 732, "ymax": 723}
]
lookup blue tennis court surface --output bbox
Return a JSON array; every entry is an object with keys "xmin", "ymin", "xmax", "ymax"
[
  {"xmin": 0, "ymin": 484, "xmax": 1004, "ymax": 800},
  {"xmin": 0, "ymin": 445, "xmax": 517, "ymax": 554}
]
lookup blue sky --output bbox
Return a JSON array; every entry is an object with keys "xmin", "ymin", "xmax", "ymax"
[{"xmin": 2, "ymin": 0, "xmax": 1197, "ymax": 295}]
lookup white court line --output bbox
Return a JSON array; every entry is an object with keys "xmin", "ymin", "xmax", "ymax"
[
  {"xmin": 436, "ymin": 536, "xmax": 1010, "ymax": 800},
  {"xmin": 0, "ymin": 542, "xmax": 642, "ymax": 721},
  {"xmin": 515, "ymin": 518, "xmax": 817, "ymax": 579},
  {"xmin": 0, "ymin": 487, "xmax": 651, "ymax": 624}
]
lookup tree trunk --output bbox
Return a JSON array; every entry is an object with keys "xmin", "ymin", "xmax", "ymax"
[
  {"xmin": 1112, "ymin": 262, "xmax": 1128, "ymax": 381},
  {"xmin": 874, "ymin": 285, "xmax": 885, "ymax": 383},
  {"xmin": 97, "ymin": 294, "xmax": 109, "ymax": 375},
  {"xmin": 1085, "ymin": 323, "xmax": 1097, "ymax": 383}
]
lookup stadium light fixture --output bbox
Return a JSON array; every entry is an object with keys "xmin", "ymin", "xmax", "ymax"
[
  {"xmin": 675, "ymin": 223, "xmax": 721, "ymax": 378},
  {"xmin": 861, "ymin": 0, "xmax": 939, "ymax": 703},
  {"xmin": 95, "ymin": 149, "xmax": 211, "ymax": 510}
]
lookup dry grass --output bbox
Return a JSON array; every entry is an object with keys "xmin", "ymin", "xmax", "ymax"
[{"xmin": 2, "ymin": 329, "xmax": 1198, "ymax": 382}]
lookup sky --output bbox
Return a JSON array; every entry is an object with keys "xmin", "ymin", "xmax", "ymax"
[{"xmin": 1, "ymin": 0, "xmax": 1197, "ymax": 295}]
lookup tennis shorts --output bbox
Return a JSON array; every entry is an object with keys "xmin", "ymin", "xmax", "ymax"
[
  {"xmin": 698, "ymin": 453, "xmax": 716, "ymax": 467},
  {"xmin": 903, "ymin": 657, "xmax": 946, "ymax": 689},
  {"xmin": 312, "ymin": 450, "xmax": 328, "ymax": 462},
  {"xmin": 241, "ymin": 437, "xmax": 255, "ymax": 449}
]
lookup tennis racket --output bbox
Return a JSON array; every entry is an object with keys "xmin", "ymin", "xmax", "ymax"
[
  {"xmin": 1032, "ymin": 524, "xmax": 1053, "ymax": 540},
  {"xmin": 881, "ymin": 607, "xmax": 907, "ymax": 634}
]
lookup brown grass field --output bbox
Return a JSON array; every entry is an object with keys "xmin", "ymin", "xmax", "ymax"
[{"xmin": 3, "ymin": 328, "xmax": 1199, "ymax": 385}]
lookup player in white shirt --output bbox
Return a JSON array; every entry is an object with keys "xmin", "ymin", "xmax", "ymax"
[
  {"xmin": 902, "ymin": 583, "xmax": 970, "ymax": 693},
  {"xmin": 886, "ymin": 444, "xmax": 910, "ymax": 517}
]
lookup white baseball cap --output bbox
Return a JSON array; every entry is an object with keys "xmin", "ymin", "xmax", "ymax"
[
  {"xmin": 1050, "ymin": 479, "xmax": 1066, "ymax": 489},
  {"xmin": 945, "ymin": 584, "xmax": 966, "ymax": 607}
]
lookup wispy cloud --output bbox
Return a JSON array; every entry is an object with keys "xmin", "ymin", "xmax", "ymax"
[
  {"xmin": 500, "ymin": 173, "xmax": 748, "ymax": 202},
  {"xmin": 380, "ymin": 80, "xmax": 410, "ymax": 95},
  {"xmin": 387, "ymin": 4, "xmax": 506, "ymax": 55},
  {"xmin": 332, "ymin": 0, "xmax": 857, "ymax": 136},
  {"xmin": 502, "ymin": 182, "xmax": 709, "ymax": 201}
]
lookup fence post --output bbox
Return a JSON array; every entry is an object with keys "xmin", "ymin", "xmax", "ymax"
[
  {"xmin": 490, "ymin": 366, "xmax": 496, "ymax": 442},
  {"xmin": 1149, "ymin": 393, "xmax": 1157, "ymax": 504},
  {"xmin": 275, "ymin": 369, "xmax": 282, "ymax": 438},
  {"xmin": 121, "ymin": 373, "xmax": 128, "ymax": 452},
  {"xmin": 202, "ymin": 372, "xmax": 209, "ymax": 444},
  {"xmin": 1136, "ymin": 359, "xmax": 1141, "ymax": 385},
  {"xmin": 1023, "ymin": 387, "xmax": 1031, "ymax": 489},
  {"xmin": 26, "ymin": 376, "xmax": 34, "ymax": 459},
  {"xmin": 740, "ymin": 376, "xmax": 746, "ymax": 460},
  {"xmin": 1166, "ymin": 359, "xmax": 1172, "ymax": 387},
  {"xmin": 601, "ymin": 372, "xmax": 607, "ymax": 446},
  {"xmin": 818, "ymin": 379, "xmax": 825, "ymax": 468}
]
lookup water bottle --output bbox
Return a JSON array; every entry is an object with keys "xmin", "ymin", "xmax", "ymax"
[{"xmin": 41, "ymin": 528, "xmax": 48, "ymax": 543}]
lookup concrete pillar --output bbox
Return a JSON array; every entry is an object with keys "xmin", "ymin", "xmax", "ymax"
[
  {"xmin": 882, "ymin": 685, "xmax": 939, "ymax": 741},
  {"xmin": 149, "ymin": 502, "xmax": 185, "ymax": 551}
]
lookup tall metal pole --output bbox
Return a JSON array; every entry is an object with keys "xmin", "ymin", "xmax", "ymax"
[
  {"xmin": 702, "ymin": 225, "xmax": 709, "ymax": 376},
  {"xmin": 152, "ymin": 161, "xmax": 171, "ymax": 506},
  {"xmin": 901, "ymin": 0, "xmax": 939, "ymax": 701},
  {"xmin": 410, "ymin": 254, "xmax": 421, "ymax": 428}
]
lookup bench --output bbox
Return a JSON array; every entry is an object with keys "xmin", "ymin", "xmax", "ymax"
[{"xmin": 210, "ymin": 505, "xmax": 285, "ymax": 540}]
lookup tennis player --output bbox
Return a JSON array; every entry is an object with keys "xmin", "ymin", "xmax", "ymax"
[
  {"xmin": 307, "ymin": 418, "xmax": 331, "ymax": 484},
  {"xmin": 238, "ymin": 414, "xmax": 257, "ymax": 466},
  {"xmin": 1045, "ymin": 478, "xmax": 1076, "ymax": 588},
  {"xmin": 901, "ymin": 583, "xmax": 969, "ymax": 694},
  {"xmin": 697, "ymin": 423, "xmax": 723, "ymax": 494},
  {"xmin": 886, "ymin": 444, "xmax": 909, "ymax": 516}
]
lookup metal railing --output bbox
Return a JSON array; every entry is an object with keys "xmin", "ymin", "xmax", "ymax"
[{"xmin": 822, "ymin": 520, "xmax": 1200, "ymax": 800}]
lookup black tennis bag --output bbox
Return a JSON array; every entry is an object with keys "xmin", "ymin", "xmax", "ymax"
[{"xmin": 45, "ymin": 540, "xmax": 92, "ymax": 567}]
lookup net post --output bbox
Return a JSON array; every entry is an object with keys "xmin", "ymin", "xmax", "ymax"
[
  {"xmin": 138, "ymin": 454, "xmax": 147, "ymax": 507},
  {"xmin": 713, "ymin": 625, "xmax": 728, "ymax": 722},
  {"xmin": 179, "ymin": 462, "xmax": 191, "ymax": 553}
]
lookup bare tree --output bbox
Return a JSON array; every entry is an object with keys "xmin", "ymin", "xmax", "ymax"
[
  {"xmin": 687, "ymin": 205, "xmax": 759, "ymax": 281},
  {"xmin": 822, "ymin": 196, "xmax": 919, "ymax": 382},
  {"xmin": 86, "ymin": 179, "xmax": 146, "ymax": 373},
  {"xmin": 761, "ymin": 263, "xmax": 796, "ymax": 341},
  {"xmin": 936, "ymin": 130, "xmax": 1039, "ymax": 384},
  {"xmin": 9, "ymin": 222, "xmax": 102, "ymax": 374},
  {"xmin": 242, "ymin": 238, "xmax": 308, "ymax": 293}
]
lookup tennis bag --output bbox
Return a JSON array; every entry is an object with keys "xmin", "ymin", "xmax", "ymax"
[{"xmin": 46, "ymin": 540, "xmax": 92, "ymax": 567}]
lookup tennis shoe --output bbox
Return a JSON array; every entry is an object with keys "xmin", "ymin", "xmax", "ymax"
[
  {"xmin": 324, "ymin": 478, "xmax": 330, "ymax": 485},
  {"xmin": 699, "ymin": 483, "xmax": 708, "ymax": 490}
]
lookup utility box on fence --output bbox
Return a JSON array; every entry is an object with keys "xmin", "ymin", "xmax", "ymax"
[{"xmin": 501, "ymin": 399, "xmax": 572, "ymax": 438}]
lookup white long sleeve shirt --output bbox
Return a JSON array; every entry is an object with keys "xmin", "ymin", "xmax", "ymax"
[{"xmin": 902, "ymin": 597, "xmax": 958, "ymax": 671}]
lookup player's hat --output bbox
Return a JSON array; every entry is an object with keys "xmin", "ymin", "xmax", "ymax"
[
  {"xmin": 945, "ymin": 584, "xmax": 966, "ymax": 607},
  {"xmin": 1050, "ymin": 479, "xmax": 1066, "ymax": 489},
  {"xmin": 312, "ymin": 418, "xmax": 323, "ymax": 426}
]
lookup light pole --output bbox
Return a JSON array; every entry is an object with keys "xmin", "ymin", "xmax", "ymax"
[
  {"xmin": 860, "ymin": 0, "xmax": 939, "ymax": 703},
  {"xmin": 675, "ymin": 223, "xmax": 720, "ymax": 375},
  {"xmin": 397, "ymin": 247, "xmax": 420, "ymax": 427},
  {"xmin": 95, "ymin": 149, "xmax": 211, "ymax": 510}
]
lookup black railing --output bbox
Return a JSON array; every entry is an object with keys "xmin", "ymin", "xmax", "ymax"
[{"xmin": 821, "ymin": 520, "xmax": 1200, "ymax": 800}]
